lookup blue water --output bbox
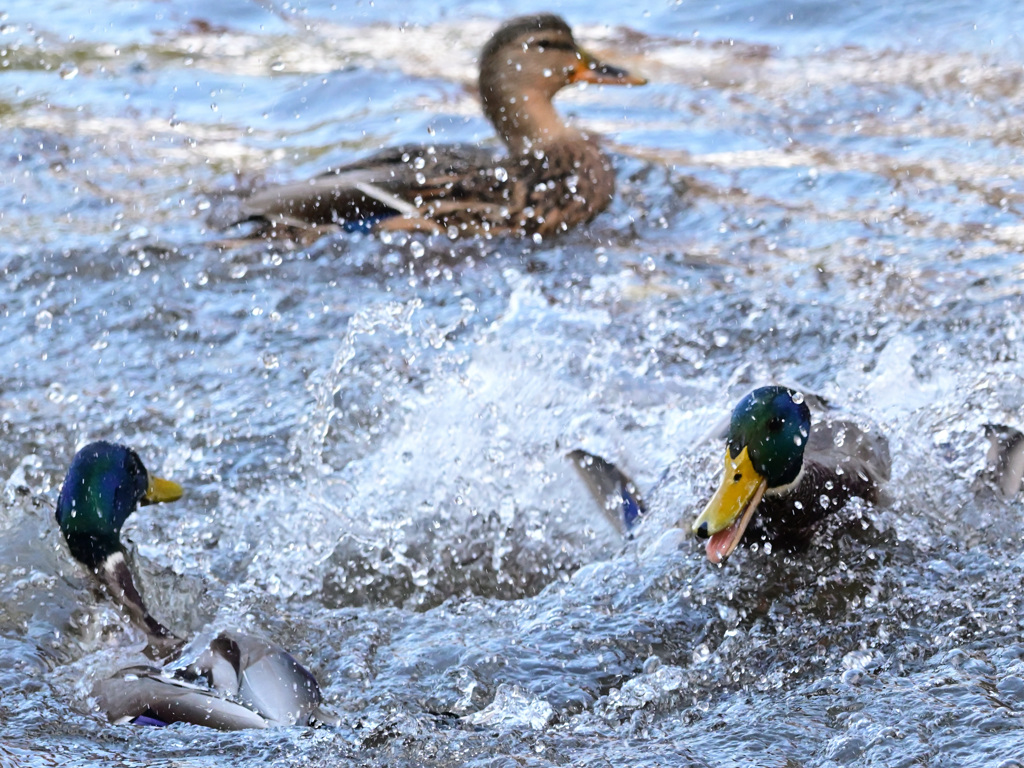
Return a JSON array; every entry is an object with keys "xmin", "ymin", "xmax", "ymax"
[{"xmin": 2, "ymin": 0, "xmax": 1024, "ymax": 765}]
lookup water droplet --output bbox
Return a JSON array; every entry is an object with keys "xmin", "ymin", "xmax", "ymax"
[
  {"xmin": 270, "ymin": 61, "xmax": 285, "ymax": 71},
  {"xmin": 262, "ymin": 353, "xmax": 280, "ymax": 369},
  {"xmin": 494, "ymin": 167, "xmax": 508, "ymax": 183},
  {"xmin": 409, "ymin": 241, "xmax": 425, "ymax": 259},
  {"xmin": 59, "ymin": 63, "xmax": 78, "ymax": 80},
  {"xmin": 34, "ymin": 310, "xmax": 53, "ymax": 329},
  {"xmin": 792, "ymin": 392, "xmax": 805, "ymax": 404}
]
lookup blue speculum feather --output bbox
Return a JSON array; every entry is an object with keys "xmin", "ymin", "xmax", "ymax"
[
  {"xmin": 132, "ymin": 713, "xmax": 169, "ymax": 727},
  {"xmin": 342, "ymin": 213, "xmax": 395, "ymax": 233},
  {"xmin": 621, "ymin": 487, "xmax": 644, "ymax": 531}
]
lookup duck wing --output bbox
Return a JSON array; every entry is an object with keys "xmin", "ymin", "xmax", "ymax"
[
  {"xmin": 984, "ymin": 424, "xmax": 1024, "ymax": 497},
  {"xmin": 240, "ymin": 143, "xmax": 507, "ymax": 233},
  {"xmin": 805, "ymin": 417, "xmax": 892, "ymax": 500},
  {"xmin": 94, "ymin": 665, "xmax": 270, "ymax": 730},
  {"xmin": 567, "ymin": 449, "xmax": 647, "ymax": 537},
  {"xmin": 192, "ymin": 631, "xmax": 325, "ymax": 727},
  {"xmin": 93, "ymin": 631, "xmax": 329, "ymax": 730}
]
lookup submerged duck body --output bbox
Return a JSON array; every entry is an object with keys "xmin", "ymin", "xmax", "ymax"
[
  {"xmin": 692, "ymin": 386, "xmax": 890, "ymax": 563},
  {"xmin": 238, "ymin": 13, "xmax": 645, "ymax": 240},
  {"xmin": 55, "ymin": 441, "xmax": 330, "ymax": 730}
]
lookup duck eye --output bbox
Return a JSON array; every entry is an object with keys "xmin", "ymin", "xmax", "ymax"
[{"xmin": 767, "ymin": 417, "xmax": 784, "ymax": 432}]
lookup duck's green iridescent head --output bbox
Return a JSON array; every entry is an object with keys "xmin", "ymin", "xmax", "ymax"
[
  {"xmin": 692, "ymin": 386, "xmax": 811, "ymax": 563},
  {"xmin": 727, "ymin": 386, "xmax": 811, "ymax": 486},
  {"xmin": 55, "ymin": 441, "xmax": 183, "ymax": 569}
]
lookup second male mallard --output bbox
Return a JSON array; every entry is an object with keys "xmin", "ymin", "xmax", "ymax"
[
  {"xmin": 570, "ymin": 386, "xmax": 890, "ymax": 563},
  {"xmin": 238, "ymin": 13, "xmax": 646, "ymax": 240},
  {"xmin": 692, "ymin": 386, "xmax": 891, "ymax": 563},
  {"xmin": 55, "ymin": 441, "xmax": 332, "ymax": 730}
]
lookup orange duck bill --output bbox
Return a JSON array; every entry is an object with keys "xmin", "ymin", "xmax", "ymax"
[
  {"xmin": 691, "ymin": 446, "xmax": 767, "ymax": 564},
  {"xmin": 570, "ymin": 49, "xmax": 647, "ymax": 86}
]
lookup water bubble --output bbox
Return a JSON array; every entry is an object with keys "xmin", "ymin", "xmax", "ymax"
[
  {"xmin": 494, "ymin": 167, "xmax": 508, "ymax": 183},
  {"xmin": 409, "ymin": 241, "xmax": 425, "ymax": 259},
  {"xmin": 34, "ymin": 310, "xmax": 53, "ymax": 329}
]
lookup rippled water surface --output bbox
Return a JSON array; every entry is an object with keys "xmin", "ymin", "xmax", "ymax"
[{"xmin": 3, "ymin": 0, "xmax": 1024, "ymax": 765}]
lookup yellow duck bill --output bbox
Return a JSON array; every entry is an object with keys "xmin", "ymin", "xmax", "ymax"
[
  {"xmin": 691, "ymin": 446, "xmax": 767, "ymax": 564},
  {"xmin": 145, "ymin": 474, "xmax": 183, "ymax": 504}
]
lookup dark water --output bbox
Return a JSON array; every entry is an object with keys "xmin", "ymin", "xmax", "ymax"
[{"xmin": 2, "ymin": 0, "xmax": 1024, "ymax": 765}]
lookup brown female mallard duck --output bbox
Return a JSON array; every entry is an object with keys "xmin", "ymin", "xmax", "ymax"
[{"xmin": 237, "ymin": 13, "xmax": 646, "ymax": 240}]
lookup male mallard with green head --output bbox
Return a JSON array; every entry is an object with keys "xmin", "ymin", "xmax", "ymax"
[
  {"xmin": 571, "ymin": 386, "xmax": 890, "ymax": 561},
  {"xmin": 691, "ymin": 386, "xmax": 890, "ymax": 562},
  {"xmin": 238, "ymin": 13, "xmax": 646, "ymax": 240},
  {"xmin": 55, "ymin": 441, "xmax": 331, "ymax": 729}
]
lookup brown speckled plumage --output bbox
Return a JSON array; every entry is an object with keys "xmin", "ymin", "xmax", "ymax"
[{"xmin": 237, "ymin": 14, "xmax": 643, "ymax": 241}]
